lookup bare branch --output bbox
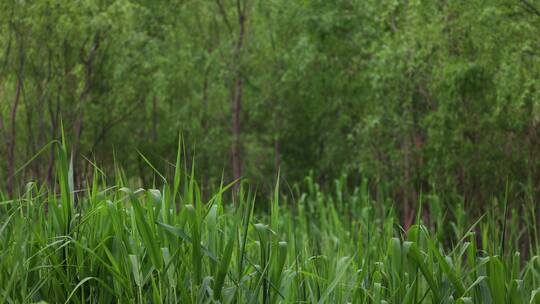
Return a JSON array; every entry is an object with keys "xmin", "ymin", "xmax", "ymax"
[
  {"xmin": 214, "ymin": 0, "xmax": 233, "ymax": 35},
  {"xmin": 519, "ymin": 0, "xmax": 540, "ymax": 17},
  {"xmin": 91, "ymin": 98, "xmax": 145, "ymax": 150}
]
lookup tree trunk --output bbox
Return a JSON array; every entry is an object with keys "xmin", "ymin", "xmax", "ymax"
[
  {"xmin": 152, "ymin": 95, "xmax": 157, "ymax": 142},
  {"xmin": 231, "ymin": 0, "xmax": 247, "ymax": 195},
  {"xmin": 274, "ymin": 137, "xmax": 280, "ymax": 178},
  {"xmin": 202, "ymin": 65, "xmax": 211, "ymax": 191},
  {"xmin": 72, "ymin": 33, "xmax": 101, "ymax": 189},
  {"xmin": 402, "ymin": 137, "xmax": 414, "ymax": 229},
  {"xmin": 6, "ymin": 37, "xmax": 25, "ymax": 197},
  {"xmin": 47, "ymin": 87, "xmax": 61, "ymax": 186},
  {"xmin": 231, "ymin": 76, "xmax": 242, "ymax": 189}
]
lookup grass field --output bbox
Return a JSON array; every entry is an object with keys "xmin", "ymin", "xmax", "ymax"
[{"xmin": 1, "ymin": 143, "xmax": 539, "ymax": 303}]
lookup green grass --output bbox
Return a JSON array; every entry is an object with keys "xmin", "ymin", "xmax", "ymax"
[{"xmin": 0, "ymin": 142, "xmax": 539, "ymax": 303}]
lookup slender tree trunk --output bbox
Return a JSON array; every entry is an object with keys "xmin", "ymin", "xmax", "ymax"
[
  {"xmin": 47, "ymin": 87, "xmax": 61, "ymax": 186},
  {"xmin": 152, "ymin": 95, "xmax": 157, "ymax": 142},
  {"xmin": 274, "ymin": 137, "xmax": 280, "ymax": 177},
  {"xmin": 402, "ymin": 94, "xmax": 419, "ymax": 229},
  {"xmin": 35, "ymin": 81, "xmax": 47, "ymax": 180},
  {"xmin": 24, "ymin": 76, "xmax": 43, "ymax": 181},
  {"xmin": 6, "ymin": 76, "xmax": 22, "ymax": 197},
  {"xmin": 72, "ymin": 33, "xmax": 100, "ymax": 189},
  {"xmin": 231, "ymin": 76, "xmax": 242, "ymax": 188},
  {"xmin": 72, "ymin": 101, "xmax": 85, "ymax": 189},
  {"xmin": 6, "ymin": 37, "xmax": 25, "ymax": 197},
  {"xmin": 202, "ymin": 65, "xmax": 211, "ymax": 191},
  {"xmin": 231, "ymin": 0, "xmax": 247, "ymax": 194},
  {"xmin": 402, "ymin": 137, "xmax": 414, "ymax": 229}
]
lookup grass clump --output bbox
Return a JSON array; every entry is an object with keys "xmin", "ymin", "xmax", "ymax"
[{"xmin": 0, "ymin": 143, "xmax": 539, "ymax": 303}]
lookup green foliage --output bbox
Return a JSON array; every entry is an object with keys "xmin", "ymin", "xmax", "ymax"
[
  {"xmin": 0, "ymin": 150, "xmax": 538, "ymax": 303},
  {"xmin": 1, "ymin": 0, "xmax": 540, "ymax": 231}
]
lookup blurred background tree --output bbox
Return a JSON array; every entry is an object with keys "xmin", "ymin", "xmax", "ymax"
[{"xmin": 1, "ymin": 0, "xmax": 539, "ymax": 220}]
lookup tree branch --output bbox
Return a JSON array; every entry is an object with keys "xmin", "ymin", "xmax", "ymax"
[
  {"xmin": 519, "ymin": 0, "xmax": 540, "ymax": 17},
  {"xmin": 90, "ymin": 98, "xmax": 145, "ymax": 150},
  {"xmin": 214, "ymin": 0, "xmax": 233, "ymax": 35}
]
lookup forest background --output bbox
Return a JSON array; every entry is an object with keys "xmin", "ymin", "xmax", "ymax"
[{"xmin": 1, "ymin": 0, "xmax": 540, "ymax": 224}]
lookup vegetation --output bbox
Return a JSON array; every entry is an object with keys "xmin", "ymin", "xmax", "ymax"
[
  {"xmin": 1, "ymin": 0, "xmax": 540, "ymax": 219},
  {"xmin": 0, "ymin": 142, "xmax": 539, "ymax": 303},
  {"xmin": 1, "ymin": 0, "xmax": 540, "ymax": 302}
]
